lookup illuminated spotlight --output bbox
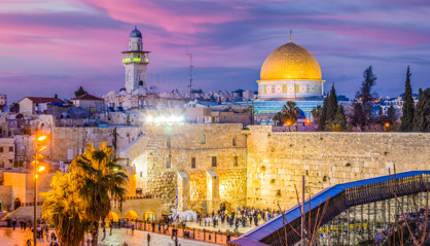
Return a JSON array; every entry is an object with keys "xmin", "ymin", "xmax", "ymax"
[
  {"xmin": 37, "ymin": 165, "xmax": 46, "ymax": 173},
  {"xmin": 145, "ymin": 114, "xmax": 185, "ymax": 125},
  {"xmin": 145, "ymin": 115, "xmax": 154, "ymax": 123}
]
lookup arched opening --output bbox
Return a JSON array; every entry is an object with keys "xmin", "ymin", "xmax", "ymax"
[
  {"xmin": 126, "ymin": 210, "xmax": 138, "ymax": 220},
  {"xmin": 143, "ymin": 211, "xmax": 155, "ymax": 222},
  {"xmin": 107, "ymin": 211, "xmax": 119, "ymax": 222}
]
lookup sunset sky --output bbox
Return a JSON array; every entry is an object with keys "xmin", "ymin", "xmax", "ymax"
[{"xmin": 1, "ymin": 0, "xmax": 430, "ymax": 102}]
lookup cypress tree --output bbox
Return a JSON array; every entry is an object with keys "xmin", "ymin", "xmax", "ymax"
[
  {"xmin": 353, "ymin": 66, "xmax": 377, "ymax": 129},
  {"xmin": 329, "ymin": 105, "xmax": 347, "ymax": 131},
  {"xmin": 325, "ymin": 84, "xmax": 339, "ymax": 124},
  {"xmin": 413, "ymin": 88, "xmax": 430, "ymax": 132},
  {"xmin": 319, "ymin": 96, "xmax": 328, "ymax": 130},
  {"xmin": 400, "ymin": 66, "xmax": 415, "ymax": 131}
]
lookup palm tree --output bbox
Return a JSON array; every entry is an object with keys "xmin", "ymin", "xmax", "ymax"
[
  {"xmin": 42, "ymin": 172, "xmax": 90, "ymax": 246},
  {"xmin": 281, "ymin": 101, "xmax": 300, "ymax": 131},
  {"xmin": 71, "ymin": 143, "xmax": 128, "ymax": 246}
]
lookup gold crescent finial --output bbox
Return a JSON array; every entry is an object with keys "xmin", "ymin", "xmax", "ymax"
[{"xmin": 289, "ymin": 30, "xmax": 293, "ymax": 42}]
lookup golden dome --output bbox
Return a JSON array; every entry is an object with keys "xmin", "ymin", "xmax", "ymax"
[{"xmin": 260, "ymin": 42, "xmax": 322, "ymax": 81}]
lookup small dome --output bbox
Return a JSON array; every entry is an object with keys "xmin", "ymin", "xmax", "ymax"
[
  {"xmin": 130, "ymin": 27, "xmax": 142, "ymax": 38},
  {"xmin": 260, "ymin": 42, "xmax": 322, "ymax": 81}
]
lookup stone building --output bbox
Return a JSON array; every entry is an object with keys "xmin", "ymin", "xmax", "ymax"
[
  {"xmin": 0, "ymin": 138, "xmax": 15, "ymax": 169},
  {"xmin": 0, "ymin": 94, "xmax": 6, "ymax": 112}
]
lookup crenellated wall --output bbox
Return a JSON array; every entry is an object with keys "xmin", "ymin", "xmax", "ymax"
[{"xmin": 246, "ymin": 125, "xmax": 430, "ymax": 209}]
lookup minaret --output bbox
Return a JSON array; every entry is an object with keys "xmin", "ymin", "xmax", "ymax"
[{"xmin": 122, "ymin": 26, "xmax": 150, "ymax": 93}]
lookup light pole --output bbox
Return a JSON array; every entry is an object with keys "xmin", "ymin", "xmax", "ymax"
[{"xmin": 33, "ymin": 132, "xmax": 48, "ymax": 246}]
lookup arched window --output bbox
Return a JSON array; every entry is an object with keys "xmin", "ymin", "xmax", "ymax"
[{"xmin": 200, "ymin": 133, "xmax": 206, "ymax": 144}]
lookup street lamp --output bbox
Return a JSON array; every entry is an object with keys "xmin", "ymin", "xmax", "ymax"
[
  {"xmin": 383, "ymin": 121, "xmax": 391, "ymax": 131},
  {"xmin": 32, "ymin": 132, "xmax": 49, "ymax": 246}
]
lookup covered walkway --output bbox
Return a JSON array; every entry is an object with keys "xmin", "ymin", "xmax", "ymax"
[{"xmin": 230, "ymin": 170, "xmax": 430, "ymax": 246}]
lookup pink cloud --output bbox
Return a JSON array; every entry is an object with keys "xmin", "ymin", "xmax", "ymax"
[{"xmin": 81, "ymin": 0, "xmax": 247, "ymax": 33}]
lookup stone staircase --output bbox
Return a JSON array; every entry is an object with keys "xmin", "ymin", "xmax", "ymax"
[{"xmin": 118, "ymin": 133, "xmax": 166, "ymax": 161}]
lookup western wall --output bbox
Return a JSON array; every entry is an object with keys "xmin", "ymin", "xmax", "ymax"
[
  {"xmin": 44, "ymin": 124, "xmax": 430, "ymax": 216},
  {"xmin": 246, "ymin": 125, "xmax": 430, "ymax": 209}
]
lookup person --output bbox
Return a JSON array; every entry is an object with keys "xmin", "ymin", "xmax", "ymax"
[
  {"xmin": 50, "ymin": 232, "xmax": 57, "ymax": 243},
  {"xmin": 147, "ymin": 233, "xmax": 151, "ymax": 245},
  {"xmin": 102, "ymin": 225, "xmax": 106, "ymax": 240},
  {"xmin": 26, "ymin": 239, "xmax": 31, "ymax": 246},
  {"xmin": 12, "ymin": 218, "xmax": 17, "ymax": 230}
]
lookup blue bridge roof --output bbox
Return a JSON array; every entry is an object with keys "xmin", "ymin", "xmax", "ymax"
[{"xmin": 232, "ymin": 170, "xmax": 430, "ymax": 245}]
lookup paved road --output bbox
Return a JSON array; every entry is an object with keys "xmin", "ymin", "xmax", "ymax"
[{"xmin": 0, "ymin": 228, "xmax": 217, "ymax": 246}]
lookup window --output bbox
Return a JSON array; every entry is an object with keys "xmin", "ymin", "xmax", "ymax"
[
  {"xmin": 211, "ymin": 156, "xmax": 217, "ymax": 167},
  {"xmin": 282, "ymin": 84, "xmax": 288, "ymax": 93},
  {"xmin": 166, "ymin": 137, "xmax": 171, "ymax": 148},
  {"xmin": 9, "ymin": 146, "xmax": 13, "ymax": 152},
  {"xmin": 191, "ymin": 157, "xmax": 196, "ymax": 169},
  {"xmin": 271, "ymin": 86, "xmax": 275, "ymax": 93},
  {"xmin": 166, "ymin": 154, "xmax": 172, "ymax": 169},
  {"xmin": 234, "ymin": 156, "xmax": 238, "ymax": 167},
  {"xmin": 9, "ymin": 159, "xmax": 13, "ymax": 164},
  {"xmin": 200, "ymin": 134, "xmax": 206, "ymax": 144},
  {"xmin": 0, "ymin": 147, "xmax": 3, "ymax": 153},
  {"xmin": 232, "ymin": 137, "xmax": 237, "ymax": 146}
]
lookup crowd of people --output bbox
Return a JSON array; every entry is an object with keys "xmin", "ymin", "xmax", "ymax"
[
  {"xmin": 184, "ymin": 205, "xmax": 283, "ymax": 231},
  {"xmin": 7, "ymin": 218, "xmax": 59, "ymax": 246}
]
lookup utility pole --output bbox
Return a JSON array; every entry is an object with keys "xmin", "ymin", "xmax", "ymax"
[
  {"xmin": 301, "ymin": 175, "xmax": 306, "ymax": 246},
  {"xmin": 187, "ymin": 53, "xmax": 193, "ymax": 99}
]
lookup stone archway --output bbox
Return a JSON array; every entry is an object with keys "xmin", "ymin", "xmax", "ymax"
[
  {"xmin": 107, "ymin": 211, "xmax": 119, "ymax": 222},
  {"xmin": 125, "ymin": 210, "xmax": 138, "ymax": 220}
]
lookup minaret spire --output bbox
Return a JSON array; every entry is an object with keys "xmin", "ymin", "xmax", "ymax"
[{"xmin": 288, "ymin": 30, "xmax": 294, "ymax": 42}]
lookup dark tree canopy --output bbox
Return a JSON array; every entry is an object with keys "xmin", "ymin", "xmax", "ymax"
[
  {"xmin": 74, "ymin": 86, "xmax": 88, "ymax": 97},
  {"xmin": 351, "ymin": 66, "xmax": 377, "ymax": 130},
  {"xmin": 400, "ymin": 66, "xmax": 415, "ymax": 132},
  {"xmin": 387, "ymin": 105, "xmax": 397, "ymax": 123},
  {"xmin": 413, "ymin": 88, "xmax": 430, "ymax": 132},
  {"xmin": 316, "ymin": 84, "xmax": 346, "ymax": 131}
]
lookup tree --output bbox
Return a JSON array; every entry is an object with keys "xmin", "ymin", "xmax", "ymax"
[
  {"xmin": 281, "ymin": 101, "xmax": 300, "ymax": 131},
  {"xmin": 400, "ymin": 66, "xmax": 415, "ymax": 131},
  {"xmin": 351, "ymin": 102, "xmax": 366, "ymax": 130},
  {"xmin": 71, "ymin": 144, "xmax": 128, "ymax": 246},
  {"xmin": 327, "ymin": 106, "xmax": 347, "ymax": 131},
  {"xmin": 387, "ymin": 105, "xmax": 397, "ymax": 123},
  {"xmin": 413, "ymin": 88, "xmax": 430, "ymax": 132},
  {"xmin": 272, "ymin": 112, "xmax": 284, "ymax": 126},
  {"xmin": 317, "ymin": 85, "xmax": 346, "ymax": 131},
  {"xmin": 74, "ymin": 86, "xmax": 88, "ymax": 97},
  {"xmin": 311, "ymin": 105, "xmax": 322, "ymax": 128},
  {"xmin": 42, "ymin": 172, "xmax": 90, "ymax": 246},
  {"xmin": 325, "ymin": 85, "xmax": 338, "ymax": 124},
  {"xmin": 352, "ymin": 66, "xmax": 377, "ymax": 130},
  {"xmin": 318, "ymin": 97, "xmax": 328, "ymax": 130}
]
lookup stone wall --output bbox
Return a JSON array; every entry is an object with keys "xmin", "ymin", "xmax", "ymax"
[
  {"xmin": 50, "ymin": 126, "xmax": 142, "ymax": 162},
  {"xmin": 246, "ymin": 126, "xmax": 430, "ymax": 209},
  {"xmin": 125, "ymin": 123, "xmax": 248, "ymax": 214}
]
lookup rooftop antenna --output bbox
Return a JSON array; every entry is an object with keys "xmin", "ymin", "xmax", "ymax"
[
  {"xmin": 289, "ymin": 30, "xmax": 294, "ymax": 42},
  {"xmin": 187, "ymin": 53, "xmax": 193, "ymax": 99}
]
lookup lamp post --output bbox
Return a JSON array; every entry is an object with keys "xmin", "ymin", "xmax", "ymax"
[{"xmin": 33, "ymin": 133, "xmax": 48, "ymax": 246}]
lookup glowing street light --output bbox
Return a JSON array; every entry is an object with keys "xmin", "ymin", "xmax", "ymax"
[
  {"xmin": 32, "ymin": 131, "xmax": 49, "ymax": 246},
  {"xmin": 383, "ymin": 121, "xmax": 391, "ymax": 131},
  {"xmin": 144, "ymin": 114, "xmax": 185, "ymax": 125},
  {"xmin": 37, "ymin": 165, "xmax": 46, "ymax": 173}
]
